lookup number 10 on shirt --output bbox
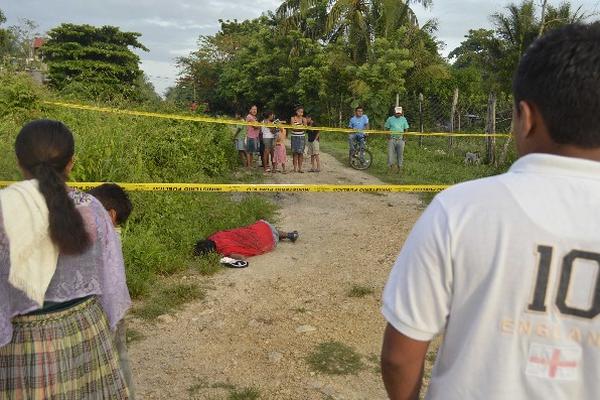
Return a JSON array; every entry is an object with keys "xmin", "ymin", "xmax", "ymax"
[{"xmin": 529, "ymin": 245, "xmax": 600, "ymax": 319}]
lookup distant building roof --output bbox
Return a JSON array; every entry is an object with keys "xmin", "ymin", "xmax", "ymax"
[{"xmin": 33, "ymin": 37, "xmax": 45, "ymax": 49}]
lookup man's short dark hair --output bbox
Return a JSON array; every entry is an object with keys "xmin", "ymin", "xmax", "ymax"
[
  {"xmin": 513, "ymin": 22, "xmax": 600, "ymax": 147},
  {"xmin": 355, "ymin": 106, "xmax": 364, "ymax": 111},
  {"xmin": 88, "ymin": 183, "xmax": 133, "ymax": 225}
]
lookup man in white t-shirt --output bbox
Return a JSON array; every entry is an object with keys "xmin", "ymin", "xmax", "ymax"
[{"xmin": 381, "ymin": 23, "xmax": 600, "ymax": 400}]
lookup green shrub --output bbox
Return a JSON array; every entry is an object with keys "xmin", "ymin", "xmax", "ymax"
[
  {"xmin": 0, "ymin": 72, "xmax": 46, "ymax": 121},
  {"xmin": 0, "ymin": 73, "xmax": 48, "ymax": 180}
]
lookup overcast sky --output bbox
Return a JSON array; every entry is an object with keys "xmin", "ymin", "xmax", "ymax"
[{"xmin": 3, "ymin": 1, "xmax": 600, "ymax": 95}]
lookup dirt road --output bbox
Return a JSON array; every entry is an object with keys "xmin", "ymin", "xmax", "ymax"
[{"xmin": 129, "ymin": 150, "xmax": 424, "ymax": 399}]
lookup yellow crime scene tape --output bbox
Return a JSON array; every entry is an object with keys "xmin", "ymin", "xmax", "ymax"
[
  {"xmin": 43, "ymin": 101, "xmax": 511, "ymax": 138},
  {"xmin": 0, "ymin": 181, "xmax": 449, "ymax": 193}
]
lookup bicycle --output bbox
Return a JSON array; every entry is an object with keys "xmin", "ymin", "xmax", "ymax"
[{"xmin": 349, "ymin": 134, "xmax": 373, "ymax": 170}]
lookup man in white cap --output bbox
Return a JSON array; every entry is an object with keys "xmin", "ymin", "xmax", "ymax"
[{"xmin": 384, "ymin": 106, "xmax": 410, "ymax": 173}]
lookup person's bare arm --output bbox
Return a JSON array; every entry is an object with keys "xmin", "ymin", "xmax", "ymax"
[{"xmin": 381, "ymin": 324, "xmax": 430, "ymax": 400}]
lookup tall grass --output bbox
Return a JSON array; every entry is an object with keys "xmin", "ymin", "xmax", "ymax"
[{"xmin": 0, "ymin": 72, "xmax": 275, "ymax": 301}]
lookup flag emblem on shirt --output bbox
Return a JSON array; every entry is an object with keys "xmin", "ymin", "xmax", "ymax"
[{"xmin": 526, "ymin": 343, "xmax": 581, "ymax": 381}]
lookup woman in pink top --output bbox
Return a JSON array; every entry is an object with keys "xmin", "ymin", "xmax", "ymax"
[{"xmin": 245, "ymin": 105, "xmax": 260, "ymax": 168}]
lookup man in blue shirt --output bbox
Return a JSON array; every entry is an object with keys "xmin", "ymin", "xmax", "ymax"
[
  {"xmin": 348, "ymin": 106, "xmax": 369, "ymax": 161},
  {"xmin": 384, "ymin": 106, "xmax": 410, "ymax": 173}
]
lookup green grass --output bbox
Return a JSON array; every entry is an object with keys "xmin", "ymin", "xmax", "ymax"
[
  {"xmin": 187, "ymin": 378, "xmax": 210, "ymax": 396},
  {"xmin": 132, "ymin": 282, "xmax": 205, "ymax": 320},
  {"xmin": 366, "ymin": 353, "xmax": 382, "ymax": 374},
  {"xmin": 307, "ymin": 341, "xmax": 365, "ymax": 375},
  {"xmin": 347, "ymin": 284, "xmax": 374, "ymax": 298},
  {"xmin": 187, "ymin": 379, "xmax": 260, "ymax": 400},
  {"xmin": 125, "ymin": 328, "xmax": 146, "ymax": 344},
  {"xmin": 320, "ymin": 132, "xmax": 517, "ymax": 204},
  {"xmin": 228, "ymin": 387, "xmax": 261, "ymax": 400}
]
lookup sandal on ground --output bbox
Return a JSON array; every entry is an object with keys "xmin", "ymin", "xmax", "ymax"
[
  {"xmin": 220, "ymin": 257, "xmax": 249, "ymax": 268},
  {"xmin": 298, "ymin": 170, "xmax": 304, "ymax": 173},
  {"xmin": 308, "ymin": 169, "xmax": 315, "ymax": 173},
  {"xmin": 314, "ymin": 169, "xmax": 321, "ymax": 173}
]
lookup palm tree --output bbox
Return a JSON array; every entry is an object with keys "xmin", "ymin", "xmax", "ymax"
[
  {"xmin": 542, "ymin": 2, "xmax": 587, "ymax": 34},
  {"xmin": 491, "ymin": 1, "xmax": 538, "ymax": 58},
  {"xmin": 276, "ymin": 0, "xmax": 434, "ymax": 63},
  {"xmin": 372, "ymin": 0, "xmax": 433, "ymax": 36},
  {"xmin": 488, "ymin": 0, "xmax": 588, "ymax": 92},
  {"xmin": 492, "ymin": 1, "xmax": 588, "ymax": 58}
]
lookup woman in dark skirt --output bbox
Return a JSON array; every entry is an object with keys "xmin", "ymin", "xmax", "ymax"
[{"xmin": 0, "ymin": 120, "xmax": 131, "ymax": 399}]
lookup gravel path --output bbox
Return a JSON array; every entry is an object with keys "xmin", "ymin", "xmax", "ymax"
[{"xmin": 128, "ymin": 149, "xmax": 424, "ymax": 399}]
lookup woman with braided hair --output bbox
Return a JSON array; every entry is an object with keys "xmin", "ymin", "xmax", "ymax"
[{"xmin": 0, "ymin": 119, "xmax": 131, "ymax": 399}]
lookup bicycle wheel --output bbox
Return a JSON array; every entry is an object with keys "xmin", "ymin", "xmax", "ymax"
[{"xmin": 350, "ymin": 148, "xmax": 373, "ymax": 170}]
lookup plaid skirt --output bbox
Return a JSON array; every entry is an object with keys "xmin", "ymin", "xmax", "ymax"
[{"xmin": 0, "ymin": 297, "xmax": 129, "ymax": 399}]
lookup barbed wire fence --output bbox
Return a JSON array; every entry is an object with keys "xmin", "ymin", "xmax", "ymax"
[{"xmin": 396, "ymin": 90, "xmax": 514, "ymax": 166}]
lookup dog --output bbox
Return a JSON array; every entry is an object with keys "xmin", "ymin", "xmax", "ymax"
[{"xmin": 464, "ymin": 152, "xmax": 481, "ymax": 165}]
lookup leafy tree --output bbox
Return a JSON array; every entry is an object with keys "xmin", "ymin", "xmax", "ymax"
[
  {"xmin": 0, "ymin": 10, "xmax": 12, "ymax": 63},
  {"xmin": 399, "ymin": 21, "xmax": 449, "ymax": 95},
  {"xmin": 42, "ymin": 24, "xmax": 149, "ymax": 100},
  {"xmin": 0, "ymin": 15, "xmax": 39, "ymax": 70},
  {"xmin": 450, "ymin": 0, "xmax": 588, "ymax": 93},
  {"xmin": 448, "ymin": 28, "xmax": 503, "ymax": 91},
  {"xmin": 347, "ymin": 37, "xmax": 413, "ymax": 124}
]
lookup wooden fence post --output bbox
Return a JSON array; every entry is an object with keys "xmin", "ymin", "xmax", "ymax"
[
  {"xmin": 498, "ymin": 119, "xmax": 514, "ymax": 166},
  {"xmin": 485, "ymin": 92, "xmax": 497, "ymax": 165},
  {"xmin": 419, "ymin": 92, "xmax": 424, "ymax": 147},
  {"xmin": 449, "ymin": 88, "xmax": 458, "ymax": 150}
]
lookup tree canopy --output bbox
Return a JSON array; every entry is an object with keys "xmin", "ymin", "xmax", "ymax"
[
  {"xmin": 42, "ymin": 23, "xmax": 149, "ymax": 100},
  {"xmin": 450, "ymin": 0, "xmax": 588, "ymax": 92},
  {"xmin": 171, "ymin": 2, "xmax": 446, "ymax": 126}
]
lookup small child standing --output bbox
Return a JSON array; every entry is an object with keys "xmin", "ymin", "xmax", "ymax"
[
  {"xmin": 273, "ymin": 124, "xmax": 288, "ymax": 173},
  {"xmin": 87, "ymin": 183, "xmax": 135, "ymax": 399},
  {"xmin": 260, "ymin": 112, "xmax": 276, "ymax": 173},
  {"xmin": 306, "ymin": 116, "xmax": 321, "ymax": 172}
]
